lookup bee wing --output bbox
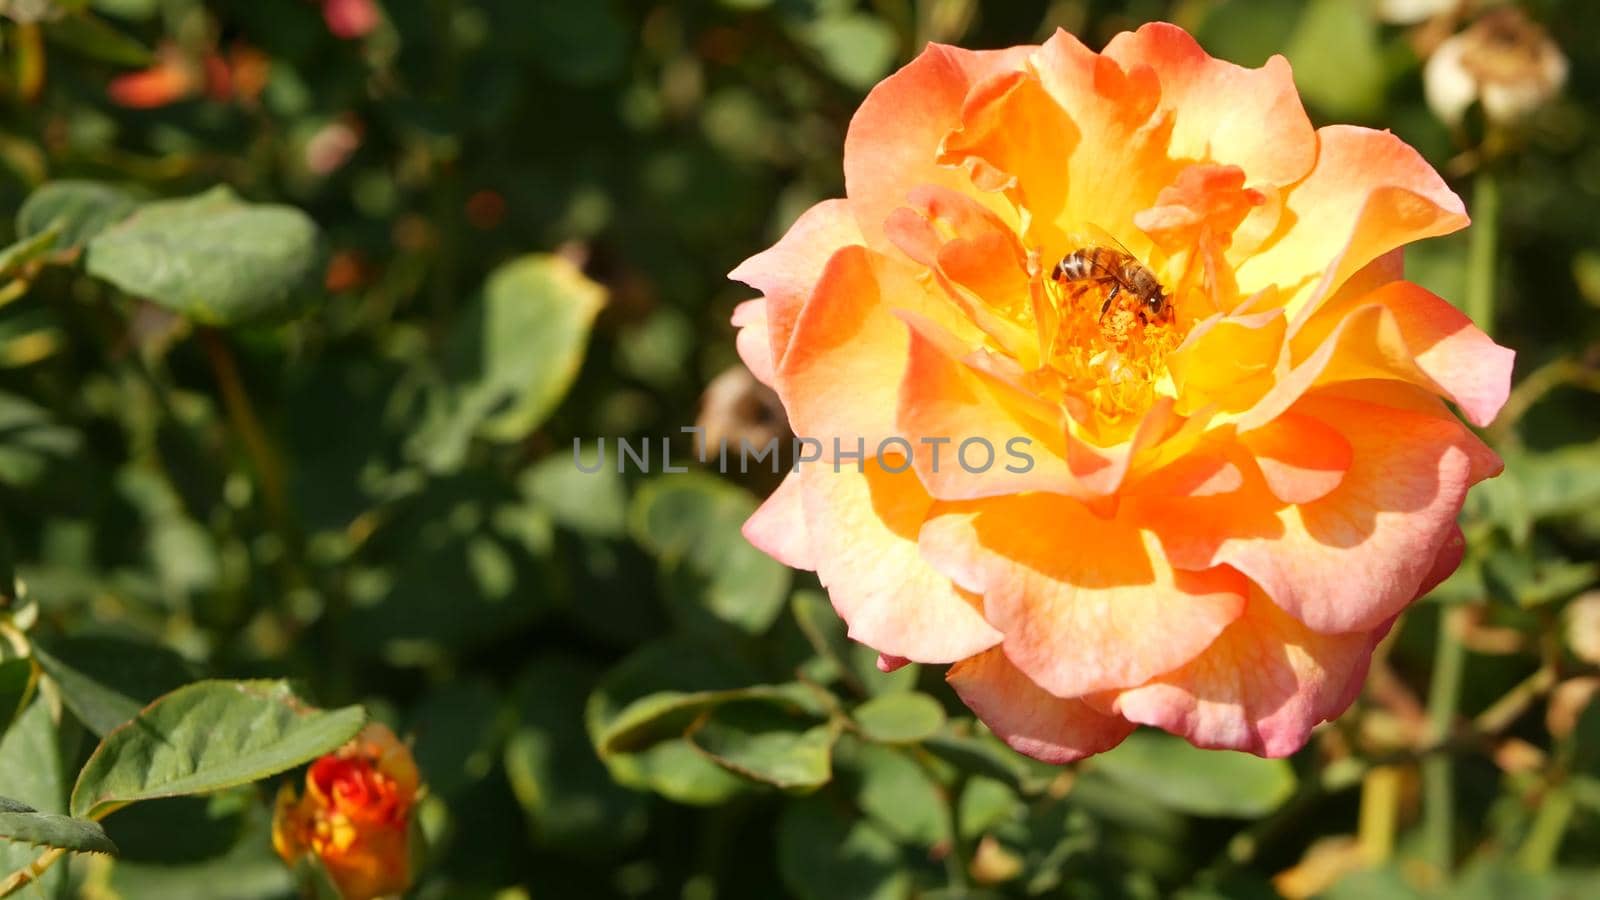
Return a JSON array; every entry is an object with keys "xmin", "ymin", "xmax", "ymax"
[{"xmin": 1074, "ymin": 221, "xmax": 1141, "ymax": 260}]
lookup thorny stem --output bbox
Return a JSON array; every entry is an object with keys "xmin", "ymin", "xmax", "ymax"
[{"xmin": 0, "ymin": 847, "xmax": 65, "ymax": 898}]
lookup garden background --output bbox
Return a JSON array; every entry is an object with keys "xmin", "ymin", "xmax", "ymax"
[{"xmin": 2, "ymin": 0, "xmax": 1600, "ymax": 897}]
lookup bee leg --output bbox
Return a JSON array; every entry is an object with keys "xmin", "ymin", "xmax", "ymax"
[{"xmin": 1098, "ymin": 281, "xmax": 1120, "ymax": 319}]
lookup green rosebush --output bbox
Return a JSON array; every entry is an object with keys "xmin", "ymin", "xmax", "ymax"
[{"xmin": 1, "ymin": 1, "xmax": 1599, "ymax": 898}]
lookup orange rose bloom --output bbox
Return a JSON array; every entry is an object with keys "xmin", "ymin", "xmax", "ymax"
[
  {"xmin": 273, "ymin": 723, "xmax": 420, "ymax": 899},
  {"xmin": 733, "ymin": 24, "xmax": 1512, "ymax": 759}
]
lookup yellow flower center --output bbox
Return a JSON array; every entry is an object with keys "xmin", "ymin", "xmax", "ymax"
[{"xmin": 1025, "ymin": 246, "xmax": 1186, "ymax": 435}]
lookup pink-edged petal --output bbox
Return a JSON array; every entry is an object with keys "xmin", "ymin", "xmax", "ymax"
[
  {"xmin": 1240, "ymin": 412, "xmax": 1352, "ymax": 505},
  {"xmin": 731, "ymin": 299, "xmax": 776, "ymax": 386},
  {"xmin": 801, "ymin": 461, "xmax": 1003, "ymax": 664},
  {"xmin": 1026, "ymin": 29, "xmax": 1185, "ymax": 254},
  {"xmin": 1102, "ymin": 22, "xmax": 1316, "ymax": 188},
  {"xmin": 948, "ymin": 647, "xmax": 1135, "ymax": 764},
  {"xmin": 1145, "ymin": 395, "xmax": 1485, "ymax": 634},
  {"xmin": 1103, "ymin": 587, "xmax": 1384, "ymax": 757},
  {"xmin": 896, "ymin": 315, "xmax": 1077, "ymax": 500},
  {"xmin": 920, "ymin": 494, "xmax": 1246, "ymax": 696},
  {"xmin": 729, "ymin": 199, "xmax": 864, "ymax": 372},
  {"xmin": 1236, "ymin": 125, "xmax": 1469, "ymax": 318},
  {"xmin": 844, "ymin": 43, "xmax": 1032, "ymax": 249},
  {"xmin": 1292, "ymin": 278, "xmax": 1514, "ymax": 427},
  {"xmin": 742, "ymin": 470, "xmax": 813, "ymax": 571},
  {"xmin": 776, "ymin": 245, "xmax": 971, "ymax": 452}
]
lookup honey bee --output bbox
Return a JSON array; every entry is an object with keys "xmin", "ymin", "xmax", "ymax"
[{"xmin": 1050, "ymin": 239, "xmax": 1170, "ymax": 324}]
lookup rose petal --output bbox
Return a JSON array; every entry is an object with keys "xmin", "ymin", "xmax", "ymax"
[
  {"xmin": 1103, "ymin": 586, "xmax": 1384, "ymax": 757},
  {"xmin": 948, "ymin": 647, "xmax": 1135, "ymax": 763},
  {"xmin": 801, "ymin": 461, "xmax": 1003, "ymax": 663},
  {"xmin": 729, "ymin": 199, "xmax": 864, "ymax": 373},
  {"xmin": 742, "ymin": 470, "xmax": 814, "ymax": 571},
  {"xmin": 1240, "ymin": 412, "xmax": 1353, "ymax": 504},
  {"xmin": 1292, "ymin": 278, "xmax": 1514, "ymax": 427},
  {"xmin": 776, "ymin": 245, "xmax": 974, "ymax": 452},
  {"xmin": 1145, "ymin": 395, "xmax": 1484, "ymax": 633},
  {"xmin": 896, "ymin": 314, "xmax": 1078, "ymax": 500},
  {"xmin": 844, "ymin": 44, "xmax": 1032, "ymax": 249},
  {"xmin": 1103, "ymin": 22, "xmax": 1316, "ymax": 188},
  {"xmin": 920, "ymin": 493, "xmax": 1246, "ymax": 696},
  {"xmin": 1235, "ymin": 125, "xmax": 1469, "ymax": 318}
]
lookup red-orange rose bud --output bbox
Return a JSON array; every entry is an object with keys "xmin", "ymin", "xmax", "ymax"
[{"xmin": 272, "ymin": 723, "xmax": 420, "ymax": 900}]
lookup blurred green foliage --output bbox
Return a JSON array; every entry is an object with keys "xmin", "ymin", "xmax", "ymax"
[{"xmin": 1, "ymin": 0, "xmax": 1599, "ymax": 898}]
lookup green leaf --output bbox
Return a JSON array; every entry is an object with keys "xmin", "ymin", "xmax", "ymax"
[
  {"xmin": 796, "ymin": 13, "xmax": 898, "ymax": 91},
  {"xmin": 15, "ymin": 180, "xmax": 139, "ymax": 252},
  {"xmin": 1090, "ymin": 729, "xmax": 1296, "ymax": 818},
  {"xmin": 70, "ymin": 680, "xmax": 365, "ymax": 819},
  {"xmin": 84, "ymin": 186, "xmax": 324, "ymax": 325},
  {"xmin": 0, "ymin": 390, "xmax": 81, "ymax": 488},
  {"xmin": 1511, "ymin": 446, "xmax": 1600, "ymax": 523},
  {"xmin": 0, "ymin": 658, "xmax": 35, "ymax": 733},
  {"xmin": 0, "ymin": 227, "xmax": 58, "ymax": 278},
  {"xmin": 413, "ymin": 254, "xmax": 605, "ymax": 470},
  {"xmin": 0, "ymin": 808, "xmax": 117, "ymax": 855},
  {"xmin": 922, "ymin": 728, "xmax": 1061, "ymax": 797},
  {"xmin": 852, "ymin": 693, "xmax": 946, "ymax": 745},
  {"xmin": 521, "ymin": 446, "xmax": 626, "ymax": 538},
  {"xmin": 0, "ymin": 516, "xmax": 13, "ymax": 605},
  {"xmin": 32, "ymin": 637, "xmax": 195, "ymax": 737},
  {"xmin": 524, "ymin": 1, "xmax": 627, "ymax": 85},
  {"xmin": 1283, "ymin": 0, "xmax": 1387, "ymax": 119},
  {"xmin": 585, "ymin": 638, "xmax": 776, "ymax": 806},
  {"xmin": 849, "ymin": 742, "xmax": 950, "ymax": 848},
  {"xmin": 631, "ymin": 474, "xmax": 791, "ymax": 635},
  {"xmin": 105, "ymin": 804, "xmax": 294, "ymax": 900},
  {"xmin": 777, "ymin": 794, "xmax": 910, "ymax": 900},
  {"xmin": 0, "ymin": 700, "xmax": 71, "ymax": 898},
  {"xmin": 687, "ymin": 702, "xmax": 837, "ymax": 791},
  {"xmin": 42, "ymin": 11, "xmax": 152, "ymax": 65},
  {"xmin": 505, "ymin": 657, "xmax": 647, "ymax": 851}
]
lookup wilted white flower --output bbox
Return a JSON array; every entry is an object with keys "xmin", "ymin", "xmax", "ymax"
[
  {"xmin": 1376, "ymin": 0, "xmax": 1461, "ymax": 26},
  {"xmin": 1424, "ymin": 8, "xmax": 1568, "ymax": 127}
]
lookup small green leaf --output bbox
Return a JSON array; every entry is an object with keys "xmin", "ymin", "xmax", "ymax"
[
  {"xmin": 413, "ymin": 254, "xmax": 605, "ymax": 470},
  {"xmin": 631, "ymin": 474, "xmax": 791, "ymax": 635},
  {"xmin": 585, "ymin": 638, "xmax": 778, "ymax": 806},
  {"xmin": 0, "ymin": 808, "xmax": 117, "ymax": 855},
  {"xmin": 42, "ymin": 11, "xmax": 152, "ymax": 66},
  {"xmin": 1090, "ymin": 729, "xmax": 1296, "ymax": 818},
  {"xmin": 33, "ymin": 637, "xmax": 195, "ymax": 737},
  {"xmin": 0, "ymin": 658, "xmax": 35, "ymax": 732},
  {"xmin": 0, "ymin": 389, "xmax": 81, "ymax": 487},
  {"xmin": 521, "ymin": 447, "xmax": 626, "ymax": 538},
  {"xmin": 15, "ymin": 180, "xmax": 139, "ymax": 251},
  {"xmin": 922, "ymin": 728, "xmax": 1060, "ymax": 797},
  {"xmin": 0, "ymin": 227, "xmax": 58, "ymax": 278},
  {"xmin": 85, "ymin": 186, "xmax": 323, "ymax": 325},
  {"xmin": 0, "ymin": 700, "xmax": 71, "ymax": 897},
  {"xmin": 70, "ymin": 680, "xmax": 365, "ymax": 819},
  {"xmin": 1283, "ymin": 0, "xmax": 1386, "ymax": 118},
  {"xmin": 852, "ymin": 693, "xmax": 946, "ymax": 745},
  {"xmin": 796, "ymin": 13, "xmax": 898, "ymax": 91},
  {"xmin": 688, "ymin": 702, "xmax": 837, "ymax": 791},
  {"xmin": 849, "ymin": 742, "xmax": 950, "ymax": 848},
  {"xmin": 777, "ymin": 794, "xmax": 910, "ymax": 900}
]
